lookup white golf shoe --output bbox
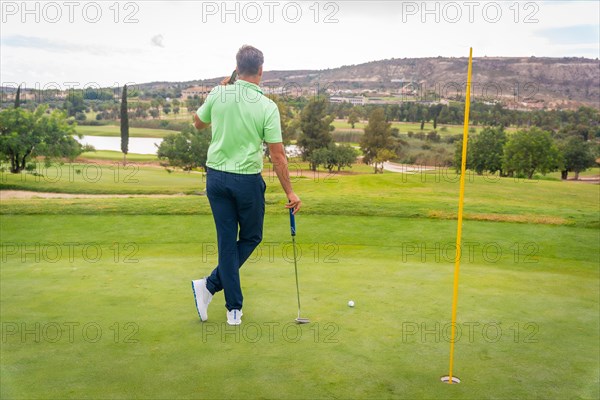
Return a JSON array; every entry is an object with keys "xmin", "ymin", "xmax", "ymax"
[
  {"xmin": 191, "ymin": 278, "xmax": 212, "ymax": 321},
  {"xmin": 226, "ymin": 309, "xmax": 243, "ymax": 326}
]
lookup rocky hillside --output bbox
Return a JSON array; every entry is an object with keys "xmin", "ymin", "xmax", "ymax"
[{"xmin": 149, "ymin": 57, "xmax": 600, "ymax": 109}]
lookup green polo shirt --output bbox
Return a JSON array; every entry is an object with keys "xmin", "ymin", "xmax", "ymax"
[{"xmin": 196, "ymin": 79, "xmax": 282, "ymax": 174}]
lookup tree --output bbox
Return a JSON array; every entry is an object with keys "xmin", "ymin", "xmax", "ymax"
[
  {"xmin": 360, "ymin": 108, "xmax": 394, "ymax": 173},
  {"xmin": 453, "ymin": 139, "xmax": 473, "ymax": 173},
  {"xmin": 186, "ymin": 96, "xmax": 203, "ymax": 113},
  {"xmin": 149, "ymin": 109, "xmax": 159, "ymax": 119},
  {"xmin": 120, "ymin": 85, "xmax": 129, "ymax": 165},
  {"xmin": 0, "ymin": 106, "xmax": 80, "ymax": 173},
  {"xmin": 14, "ymin": 85, "xmax": 21, "ymax": 108},
  {"xmin": 309, "ymin": 147, "xmax": 332, "ymax": 172},
  {"xmin": 348, "ymin": 108, "xmax": 361, "ymax": 129},
  {"xmin": 308, "ymin": 144, "xmax": 358, "ymax": 172},
  {"xmin": 63, "ymin": 91, "xmax": 86, "ymax": 117},
  {"xmin": 373, "ymin": 149, "xmax": 396, "ymax": 173},
  {"xmin": 468, "ymin": 127, "xmax": 507, "ymax": 175},
  {"xmin": 331, "ymin": 144, "xmax": 358, "ymax": 171},
  {"xmin": 150, "ymin": 99, "xmax": 161, "ymax": 118},
  {"xmin": 268, "ymin": 95, "xmax": 295, "ymax": 145},
  {"xmin": 558, "ymin": 136, "xmax": 596, "ymax": 180},
  {"xmin": 157, "ymin": 126, "xmax": 211, "ymax": 171},
  {"xmin": 503, "ymin": 128, "xmax": 561, "ymax": 179},
  {"xmin": 297, "ymin": 96, "xmax": 334, "ymax": 170},
  {"xmin": 420, "ymin": 120, "xmax": 425, "ymax": 130},
  {"xmin": 172, "ymin": 99, "xmax": 180, "ymax": 118}
]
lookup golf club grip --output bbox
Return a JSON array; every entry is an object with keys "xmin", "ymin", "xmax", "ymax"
[
  {"xmin": 289, "ymin": 207, "xmax": 296, "ymax": 236},
  {"xmin": 228, "ymin": 70, "xmax": 237, "ymax": 85}
]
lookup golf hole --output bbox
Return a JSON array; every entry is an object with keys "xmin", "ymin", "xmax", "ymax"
[{"xmin": 440, "ymin": 376, "xmax": 461, "ymax": 384}]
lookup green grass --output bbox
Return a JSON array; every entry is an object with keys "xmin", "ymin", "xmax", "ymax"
[
  {"xmin": 332, "ymin": 120, "xmax": 478, "ymax": 136},
  {"xmin": 75, "ymin": 125, "xmax": 178, "ymax": 138},
  {"xmin": 1, "ymin": 156, "xmax": 599, "ymax": 399},
  {"xmin": 1, "ymin": 214, "xmax": 598, "ymax": 399},
  {"xmin": 79, "ymin": 150, "xmax": 158, "ymax": 162},
  {"xmin": 2, "ymin": 162, "xmax": 599, "ymax": 228},
  {"xmin": 0, "ymin": 162, "xmax": 201, "ymax": 194}
]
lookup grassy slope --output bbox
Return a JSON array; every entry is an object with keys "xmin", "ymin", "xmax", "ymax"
[
  {"xmin": 0, "ymin": 160, "xmax": 598, "ymax": 399},
  {"xmin": 3, "ymin": 163, "xmax": 597, "ymax": 227}
]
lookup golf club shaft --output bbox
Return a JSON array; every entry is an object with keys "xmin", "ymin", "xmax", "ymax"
[
  {"xmin": 290, "ymin": 208, "xmax": 301, "ymax": 318},
  {"xmin": 291, "ymin": 235, "xmax": 301, "ymax": 318}
]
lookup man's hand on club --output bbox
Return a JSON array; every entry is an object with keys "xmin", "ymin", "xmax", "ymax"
[{"xmin": 286, "ymin": 193, "xmax": 302, "ymax": 215}]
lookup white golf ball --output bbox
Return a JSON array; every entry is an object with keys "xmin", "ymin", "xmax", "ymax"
[{"xmin": 348, "ymin": 300, "xmax": 355, "ymax": 307}]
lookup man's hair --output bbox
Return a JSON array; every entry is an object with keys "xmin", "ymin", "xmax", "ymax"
[{"xmin": 236, "ymin": 45, "xmax": 264, "ymax": 76}]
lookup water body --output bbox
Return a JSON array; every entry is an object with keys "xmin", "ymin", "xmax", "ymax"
[
  {"xmin": 74, "ymin": 135, "xmax": 302, "ymax": 157},
  {"xmin": 75, "ymin": 136, "xmax": 162, "ymax": 155}
]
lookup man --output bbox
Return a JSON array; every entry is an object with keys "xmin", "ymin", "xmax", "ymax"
[{"xmin": 192, "ymin": 45, "xmax": 301, "ymax": 326}]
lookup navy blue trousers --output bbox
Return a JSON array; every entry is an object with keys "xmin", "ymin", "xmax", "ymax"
[{"xmin": 205, "ymin": 168, "xmax": 266, "ymax": 311}]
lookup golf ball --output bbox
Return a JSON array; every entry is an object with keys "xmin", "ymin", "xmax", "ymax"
[{"xmin": 348, "ymin": 300, "xmax": 355, "ymax": 307}]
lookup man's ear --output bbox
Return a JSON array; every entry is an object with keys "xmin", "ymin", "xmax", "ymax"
[{"xmin": 258, "ymin": 66, "xmax": 263, "ymax": 77}]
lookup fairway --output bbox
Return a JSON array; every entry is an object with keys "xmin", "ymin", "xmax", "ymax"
[{"xmin": 1, "ymin": 168, "xmax": 599, "ymax": 399}]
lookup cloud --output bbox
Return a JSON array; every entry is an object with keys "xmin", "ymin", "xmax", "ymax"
[
  {"xmin": 1, "ymin": 35, "xmax": 139, "ymax": 56},
  {"xmin": 151, "ymin": 35, "xmax": 165, "ymax": 48},
  {"xmin": 536, "ymin": 24, "xmax": 600, "ymax": 45}
]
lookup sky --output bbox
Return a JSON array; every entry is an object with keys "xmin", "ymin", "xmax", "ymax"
[{"xmin": 1, "ymin": 0, "xmax": 599, "ymax": 88}]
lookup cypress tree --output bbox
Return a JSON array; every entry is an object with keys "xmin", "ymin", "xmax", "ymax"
[{"xmin": 120, "ymin": 85, "xmax": 129, "ymax": 165}]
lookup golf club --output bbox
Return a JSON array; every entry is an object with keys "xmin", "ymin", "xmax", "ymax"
[
  {"xmin": 289, "ymin": 207, "xmax": 310, "ymax": 324},
  {"xmin": 227, "ymin": 69, "xmax": 237, "ymax": 85}
]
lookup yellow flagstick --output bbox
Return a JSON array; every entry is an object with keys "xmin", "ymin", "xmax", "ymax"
[{"xmin": 444, "ymin": 47, "xmax": 473, "ymax": 385}]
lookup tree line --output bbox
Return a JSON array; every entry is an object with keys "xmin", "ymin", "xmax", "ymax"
[
  {"xmin": 454, "ymin": 126, "xmax": 597, "ymax": 180},
  {"xmin": 2, "ymin": 85, "xmax": 598, "ymax": 179}
]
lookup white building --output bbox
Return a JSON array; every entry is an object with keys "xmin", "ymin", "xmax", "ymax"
[{"xmin": 329, "ymin": 96, "xmax": 365, "ymax": 105}]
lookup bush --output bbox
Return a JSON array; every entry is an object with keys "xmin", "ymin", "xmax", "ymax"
[
  {"xmin": 426, "ymin": 131, "xmax": 440, "ymax": 142},
  {"xmin": 444, "ymin": 134, "xmax": 462, "ymax": 144}
]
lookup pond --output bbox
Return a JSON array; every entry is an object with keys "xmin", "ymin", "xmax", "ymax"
[
  {"xmin": 74, "ymin": 135, "xmax": 302, "ymax": 157},
  {"xmin": 75, "ymin": 136, "xmax": 163, "ymax": 155}
]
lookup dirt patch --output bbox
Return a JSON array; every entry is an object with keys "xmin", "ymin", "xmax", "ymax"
[
  {"xmin": 428, "ymin": 210, "xmax": 569, "ymax": 225},
  {"xmin": 75, "ymin": 158, "xmax": 163, "ymax": 167},
  {"xmin": 566, "ymin": 177, "xmax": 600, "ymax": 184},
  {"xmin": 0, "ymin": 190, "xmax": 193, "ymax": 200}
]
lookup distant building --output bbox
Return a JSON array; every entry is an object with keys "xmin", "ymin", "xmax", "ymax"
[
  {"xmin": 329, "ymin": 96, "xmax": 365, "ymax": 105},
  {"xmin": 181, "ymin": 86, "xmax": 211, "ymax": 100}
]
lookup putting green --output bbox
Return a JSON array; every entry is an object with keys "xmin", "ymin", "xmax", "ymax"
[{"xmin": 1, "ymin": 213, "xmax": 598, "ymax": 399}]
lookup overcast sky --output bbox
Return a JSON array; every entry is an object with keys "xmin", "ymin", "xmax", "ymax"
[{"xmin": 1, "ymin": 1, "xmax": 599, "ymax": 88}]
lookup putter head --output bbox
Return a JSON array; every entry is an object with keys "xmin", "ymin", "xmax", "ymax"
[{"xmin": 295, "ymin": 317, "xmax": 310, "ymax": 324}]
